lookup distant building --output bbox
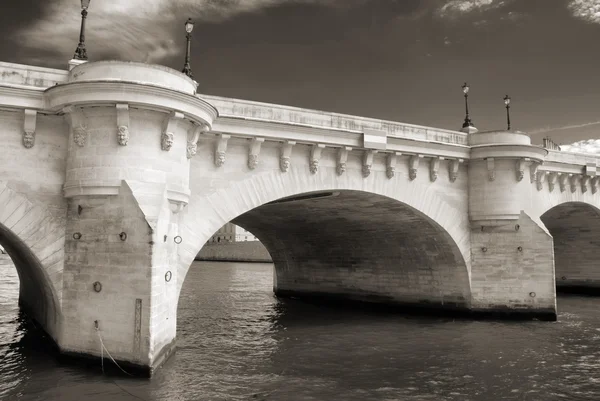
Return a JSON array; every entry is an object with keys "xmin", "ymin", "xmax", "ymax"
[{"xmin": 207, "ymin": 222, "xmax": 259, "ymax": 243}]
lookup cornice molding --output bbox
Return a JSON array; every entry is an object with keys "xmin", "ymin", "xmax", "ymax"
[{"xmin": 44, "ymin": 81, "xmax": 218, "ymax": 125}]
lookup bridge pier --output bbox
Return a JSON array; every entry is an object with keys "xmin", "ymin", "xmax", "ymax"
[
  {"xmin": 46, "ymin": 61, "xmax": 216, "ymax": 375},
  {"xmin": 468, "ymin": 131, "xmax": 556, "ymax": 319}
]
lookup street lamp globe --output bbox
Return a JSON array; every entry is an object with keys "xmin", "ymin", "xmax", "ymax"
[
  {"xmin": 462, "ymin": 82, "xmax": 469, "ymax": 95},
  {"xmin": 185, "ymin": 18, "xmax": 194, "ymax": 33},
  {"xmin": 504, "ymin": 95, "xmax": 511, "ymax": 106},
  {"xmin": 81, "ymin": 0, "xmax": 91, "ymax": 10}
]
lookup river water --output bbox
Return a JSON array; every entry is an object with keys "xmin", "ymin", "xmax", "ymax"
[{"xmin": 2, "ymin": 260, "xmax": 600, "ymax": 400}]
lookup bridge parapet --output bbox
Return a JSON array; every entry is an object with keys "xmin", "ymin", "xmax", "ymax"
[
  {"xmin": 205, "ymin": 95, "xmax": 469, "ymax": 145},
  {"xmin": 532, "ymin": 150, "xmax": 600, "ymax": 194}
]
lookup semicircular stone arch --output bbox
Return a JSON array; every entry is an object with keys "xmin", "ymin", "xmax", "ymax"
[
  {"xmin": 0, "ymin": 181, "xmax": 64, "ymax": 340},
  {"xmin": 540, "ymin": 200, "xmax": 600, "ymax": 291},
  {"xmin": 177, "ymin": 162, "xmax": 471, "ymax": 308}
]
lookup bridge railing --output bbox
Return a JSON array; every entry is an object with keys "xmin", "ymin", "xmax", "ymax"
[{"xmin": 203, "ymin": 95, "xmax": 469, "ymax": 146}]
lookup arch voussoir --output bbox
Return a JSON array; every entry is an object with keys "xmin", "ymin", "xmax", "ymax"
[{"xmin": 179, "ymin": 165, "xmax": 471, "ymax": 303}]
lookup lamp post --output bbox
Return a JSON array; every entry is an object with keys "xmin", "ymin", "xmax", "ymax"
[
  {"xmin": 73, "ymin": 0, "xmax": 91, "ymax": 60},
  {"xmin": 462, "ymin": 82, "xmax": 474, "ymax": 128},
  {"xmin": 182, "ymin": 18, "xmax": 195, "ymax": 78},
  {"xmin": 504, "ymin": 95, "xmax": 511, "ymax": 130}
]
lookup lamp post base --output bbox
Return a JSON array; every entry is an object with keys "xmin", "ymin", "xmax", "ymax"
[{"xmin": 68, "ymin": 59, "xmax": 88, "ymax": 71}]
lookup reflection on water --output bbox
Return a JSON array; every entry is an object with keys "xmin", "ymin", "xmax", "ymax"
[{"xmin": 2, "ymin": 260, "xmax": 600, "ymax": 400}]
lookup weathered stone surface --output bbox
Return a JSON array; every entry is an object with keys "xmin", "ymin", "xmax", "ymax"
[{"xmin": 3, "ymin": 59, "xmax": 600, "ymax": 375}]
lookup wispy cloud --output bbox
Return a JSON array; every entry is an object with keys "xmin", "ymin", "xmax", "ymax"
[
  {"xmin": 14, "ymin": 0, "xmax": 363, "ymax": 66},
  {"xmin": 568, "ymin": 0, "xmax": 600, "ymax": 23},
  {"xmin": 529, "ymin": 121, "xmax": 600, "ymax": 135},
  {"xmin": 435, "ymin": 0, "xmax": 510, "ymax": 19}
]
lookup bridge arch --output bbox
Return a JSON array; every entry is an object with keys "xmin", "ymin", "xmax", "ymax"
[
  {"xmin": 0, "ymin": 182, "xmax": 63, "ymax": 340},
  {"xmin": 540, "ymin": 201, "xmax": 600, "ymax": 292},
  {"xmin": 178, "ymin": 165, "xmax": 471, "ymax": 311}
]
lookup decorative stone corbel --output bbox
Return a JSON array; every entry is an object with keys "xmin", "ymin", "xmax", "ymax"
[
  {"xmin": 336, "ymin": 147, "xmax": 352, "ymax": 176},
  {"xmin": 215, "ymin": 134, "xmax": 230, "ymax": 167},
  {"xmin": 559, "ymin": 173, "xmax": 568, "ymax": 193},
  {"xmin": 248, "ymin": 137, "xmax": 265, "ymax": 170},
  {"xmin": 22, "ymin": 109, "xmax": 37, "ymax": 148},
  {"xmin": 362, "ymin": 150, "xmax": 376, "ymax": 178},
  {"xmin": 515, "ymin": 158, "xmax": 529, "ymax": 182},
  {"xmin": 547, "ymin": 172, "xmax": 557, "ymax": 192},
  {"xmin": 161, "ymin": 111, "xmax": 184, "ymax": 151},
  {"xmin": 535, "ymin": 170, "xmax": 546, "ymax": 191},
  {"xmin": 310, "ymin": 144, "xmax": 326, "ymax": 174},
  {"xmin": 116, "ymin": 104, "xmax": 130, "ymax": 146},
  {"xmin": 487, "ymin": 158, "xmax": 495, "ymax": 182},
  {"xmin": 449, "ymin": 159, "xmax": 463, "ymax": 182},
  {"xmin": 280, "ymin": 141, "xmax": 295, "ymax": 173},
  {"xmin": 430, "ymin": 157, "xmax": 441, "ymax": 182},
  {"xmin": 386, "ymin": 152, "xmax": 401, "ymax": 179},
  {"xmin": 530, "ymin": 161, "xmax": 541, "ymax": 183},
  {"xmin": 186, "ymin": 124, "xmax": 208, "ymax": 159},
  {"xmin": 63, "ymin": 106, "xmax": 88, "ymax": 147},
  {"xmin": 569, "ymin": 174, "xmax": 579, "ymax": 193},
  {"xmin": 582, "ymin": 175, "xmax": 590, "ymax": 193},
  {"xmin": 409, "ymin": 155, "xmax": 423, "ymax": 181},
  {"xmin": 593, "ymin": 177, "xmax": 600, "ymax": 194}
]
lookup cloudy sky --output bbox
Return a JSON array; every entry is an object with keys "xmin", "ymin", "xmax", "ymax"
[{"xmin": 2, "ymin": 0, "xmax": 600, "ymax": 144}]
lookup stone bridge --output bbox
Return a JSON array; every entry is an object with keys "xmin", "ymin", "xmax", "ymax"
[{"xmin": 1, "ymin": 59, "xmax": 599, "ymax": 376}]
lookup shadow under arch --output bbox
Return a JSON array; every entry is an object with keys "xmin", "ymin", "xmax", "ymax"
[
  {"xmin": 0, "ymin": 183, "xmax": 63, "ymax": 341},
  {"xmin": 189, "ymin": 189, "xmax": 471, "ymax": 312},
  {"xmin": 540, "ymin": 201, "xmax": 600, "ymax": 294},
  {"xmin": 0, "ymin": 221, "xmax": 59, "ymax": 336}
]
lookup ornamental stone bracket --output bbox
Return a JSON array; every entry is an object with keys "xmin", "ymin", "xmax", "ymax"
[
  {"xmin": 486, "ymin": 158, "xmax": 495, "ymax": 182},
  {"xmin": 214, "ymin": 134, "xmax": 230, "ymax": 167},
  {"xmin": 593, "ymin": 177, "xmax": 600, "ymax": 194},
  {"xmin": 22, "ymin": 109, "xmax": 37, "ymax": 148},
  {"xmin": 63, "ymin": 106, "xmax": 88, "ymax": 147},
  {"xmin": 569, "ymin": 174, "xmax": 579, "ymax": 193},
  {"xmin": 409, "ymin": 154, "xmax": 423, "ymax": 181},
  {"xmin": 449, "ymin": 159, "xmax": 463, "ymax": 182},
  {"xmin": 362, "ymin": 150, "xmax": 377, "ymax": 178},
  {"xmin": 559, "ymin": 173, "xmax": 569, "ymax": 193},
  {"xmin": 248, "ymin": 137, "xmax": 265, "ymax": 170},
  {"xmin": 535, "ymin": 170, "xmax": 546, "ymax": 191},
  {"xmin": 547, "ymin": 172, "xmax": 558, "ymax": 192},
  {"xmin": 429, "ymin": 157, "xmax": 441, "ymax": 182},
  {"xmin": 515, "ymin": 158, "xmax": 530, "ymax": 182},
  {"xmin": 187, "ymin": 124, "xmax": 209, "ymax": 159},
  {"xmin": 336, "ymin": 147, "xmax": 352, "ymax": 176},
  {"xmin": 161, "ymin": 111, "xmax": 183, "ymax": 151},
  {"xmin": 386, "ymin": 152, "xmax": 401, "ymax": 179},
  {"xmin": 582, "ymin": 175, "xmax": 590, "ymax": 193},
  {"xmin": 279, "ymin": 141, "xmax": 295, "ymax": 173},
  {"xmin": 116, "ymin": 104, "xmax": 130, "ymax": 146},
  {"xmin": 309, "ymin": 144, "xmax": 326, "ymax": 174},
  {"xmin": 530, "ymin": 161, "xmax": 541, "ymax": 184}
]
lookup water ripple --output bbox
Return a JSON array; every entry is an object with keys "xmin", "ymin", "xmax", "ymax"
[{"xmin": 2, "ymin": 262, "xmax": 600, "ymax": 400}]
